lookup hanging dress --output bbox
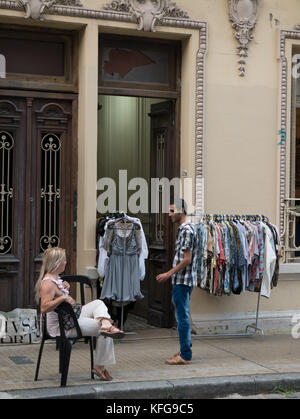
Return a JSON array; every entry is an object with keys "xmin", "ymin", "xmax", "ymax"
[{"xmin": 100, "ymin": 222, "xmax": 144, "ymax": 304}]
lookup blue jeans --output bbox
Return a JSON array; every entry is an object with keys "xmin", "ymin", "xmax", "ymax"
[{"xmin": 172, "ymin": 284, "xmax": 193, "ymax": 361}]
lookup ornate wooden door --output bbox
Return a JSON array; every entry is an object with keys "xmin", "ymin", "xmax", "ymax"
[
  {"xmin": 0, "ymin": 91, "xmax": 77, "ymax": 311},
  {"xmin": 147, "ymin": 100, "xmax": 179, "ymax": 327}
]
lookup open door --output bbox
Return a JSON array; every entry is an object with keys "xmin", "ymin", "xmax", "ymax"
[{"xmin": 147, "ymin": 100, "xmax": 179, "ymax": 327}]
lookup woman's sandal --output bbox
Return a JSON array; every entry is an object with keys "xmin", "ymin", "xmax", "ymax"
[
  {"xmin": 92, "ymin": 368, "xmax": 113, "ymax": 381},
  {"xmin": 100, "ymin": 325, "xmax": 125, "ymax": 339}
]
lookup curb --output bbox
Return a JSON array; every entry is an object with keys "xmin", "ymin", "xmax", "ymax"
[{"xmin": 2, "ymin": 373, "xmax": 300, "ymax": 399}]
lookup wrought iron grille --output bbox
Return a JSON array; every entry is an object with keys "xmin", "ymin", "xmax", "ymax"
[
  {"xmin": 40, "ymin": 132, "xmax": 61, "ymax": 252},
  {"xmin": 0, "ymin": 131, "xmax": 14, "ymax": 255}
]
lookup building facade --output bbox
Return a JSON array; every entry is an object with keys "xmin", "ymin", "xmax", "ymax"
[{"xmin": 0, "ymin": 0, "xmax": 300, "ymax": 333}]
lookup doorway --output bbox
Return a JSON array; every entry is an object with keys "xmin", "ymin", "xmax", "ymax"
[
  {"xmin": 97, "ymin": 95, "xmax": 179, "ymax": 327},
  {"xmin": 97, "ymin": 34, "xmax": 181, "ymax": 327}
]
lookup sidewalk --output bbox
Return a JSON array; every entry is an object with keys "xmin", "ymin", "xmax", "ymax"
[{"xmin": 0, "ymin": 316, "xmax": 300, "ymax": 399}]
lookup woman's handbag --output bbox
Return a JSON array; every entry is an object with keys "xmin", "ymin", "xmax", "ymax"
[{"xmin": 62, "ymin": 302, "xmax": 82, "ymax": 330}]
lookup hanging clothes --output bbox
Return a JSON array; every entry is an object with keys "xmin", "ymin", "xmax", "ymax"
[
  {"xmin": 98, "ymin": 216, "xmax": 148, "ymax": 281},
  {"xmin": 123, "ymin": 214, "xmax": 149, "ymax": 280},
  {"xmin": 99, "ymin": 216, "xmax": 147, "ymax": 304},
  {"xmin": 195, "ymin": 216, "xmax": 281, "ymax": 298}
]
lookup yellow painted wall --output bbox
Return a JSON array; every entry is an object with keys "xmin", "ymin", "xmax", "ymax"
[
  {"xmin": 1, "ymin": 0, "xmax": 300, "ymax": 317},
  {"xmin": 191, "ymin": 280, "xmax": 300, "ymax": 315}
]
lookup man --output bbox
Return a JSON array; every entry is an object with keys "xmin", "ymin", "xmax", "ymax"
[{"xmin": 156, "ymin": 199, "xmax": 198, "ymax": 365}]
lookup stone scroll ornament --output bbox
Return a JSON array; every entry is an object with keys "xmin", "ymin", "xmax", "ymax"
[
  {"xmin": 229, "ymin": 0, "xmax": 259, "ymax": 77},
  {"xmin": 104, "ymin": 0, "xmax": 189, "ymax": 32},
  {"xmin": 17, "ymin": 0, "xmax": 82, "ymax": 20}
]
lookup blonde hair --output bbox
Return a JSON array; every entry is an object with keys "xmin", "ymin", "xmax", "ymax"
[{"xmin": 34, "ymin": 247, "xmax": 66, "ymax": 304}]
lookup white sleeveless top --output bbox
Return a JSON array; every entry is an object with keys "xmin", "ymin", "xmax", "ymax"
[{"xmin": 41, "ymin": 277, "xmax": 69, "ymax": 337}]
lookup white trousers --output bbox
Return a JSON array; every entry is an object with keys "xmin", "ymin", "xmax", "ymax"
[{"xmin": 69, "ymin": 300, "xmax": 115, "ymax": 366}]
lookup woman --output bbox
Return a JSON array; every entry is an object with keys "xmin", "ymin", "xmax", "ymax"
[{"xmin": 35, "ymin": 247, "xmax": 124, "ymax": 381}]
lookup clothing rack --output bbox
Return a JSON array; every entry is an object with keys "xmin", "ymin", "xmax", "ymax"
[
  {"xmin": 190, "ymin": 291, "xmax": 264, "ymax": 339},
  {"xmin": 186, "ymin": 213, "xmax": 269, "ymax": 222},
  {"xmin": 103, "ymin": 212, "xmax": 274, "ymax": 342},
  {"xmin": 184, "ymin": 212, "xmax": 274, "ymax": 339}
]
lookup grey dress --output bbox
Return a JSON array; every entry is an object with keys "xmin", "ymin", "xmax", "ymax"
[{"xmin": 100, "ymin": 223, "xmax": 144, "ymax": 303}]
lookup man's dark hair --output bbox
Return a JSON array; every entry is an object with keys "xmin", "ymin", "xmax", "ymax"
[{"xmin": 171, "ymin": 198, "xmax": 187, "ymax": 215}]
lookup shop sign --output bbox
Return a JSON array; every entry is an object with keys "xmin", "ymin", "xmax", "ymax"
[{"xmin": 0, "ymin": 309, "xmax": 40, "ymax": 344}]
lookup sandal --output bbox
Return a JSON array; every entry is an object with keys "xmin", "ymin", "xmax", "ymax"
[
  {"xmin": 165, "ymin": 354, "xmax": 191, "ymax": 365},
  {"xmin": 103, "ymin": 369, "xmax": 113, "ymax": 381},
  {"xmin": 100, "ymin": 325, "xmax": 125, "ymax": 339},
  {"xmin": 92, "ymin": 368, "xmax": 113, "ymax": 381}
]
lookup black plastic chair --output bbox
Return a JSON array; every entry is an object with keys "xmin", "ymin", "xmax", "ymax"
[
  {"xmin": 61, "ymin": 275, "xmax": 94, "ymax": 305},
  {"xmin": 34, "ymin": 275, "xmax": 95, "ymax": 387},
  {"xmin": 61, "ymin": 275, "xmax": 97, "ymax": 349}
]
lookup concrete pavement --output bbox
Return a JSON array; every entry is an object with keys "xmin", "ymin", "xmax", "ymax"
[{"xmin": 0, "ymin": 315, "xmax": 300, "ymax": 399}]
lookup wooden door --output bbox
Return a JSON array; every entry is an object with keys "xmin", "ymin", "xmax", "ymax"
[
  {"xmin": 0, "ymin": 91, "xmax": 77, "ymax": 311},
  {"xmin": 146, "ymin": 100, "xmax": 179, "ymax": 327}
]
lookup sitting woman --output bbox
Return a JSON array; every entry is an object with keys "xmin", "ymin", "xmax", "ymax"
[{"xmin": 35, "ymin": 247, "xmax": 124, "ymax": 381}]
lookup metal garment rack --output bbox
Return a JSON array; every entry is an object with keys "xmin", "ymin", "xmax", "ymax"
[
  {"xmin": 185, "ymin": 213, "xmax": 269, "ymax": 339},
  {"xmin": 191, "ymin": 291, "xmax": 264, "ymax": 339},
  {"xmin": 119, "ymin": 289, "xmax": 263, "ymax": 342}
]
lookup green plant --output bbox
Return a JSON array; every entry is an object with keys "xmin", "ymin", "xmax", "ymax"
[{"xmin": 273, "ymin": 384, "xmax": 300, "ymax": 397}]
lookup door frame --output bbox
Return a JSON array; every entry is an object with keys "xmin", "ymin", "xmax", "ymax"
[
  {"xmin": 0, "ymin": 89, "xmax": 78, "ymax": 309},
  {"xmin": 98, "ymin": 34, "xmax": 181, "ymax": 325}
]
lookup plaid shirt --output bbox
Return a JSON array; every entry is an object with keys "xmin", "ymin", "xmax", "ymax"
[{"xmin": 172, "ymin": 222, "xmax": 198, "ymax": 287}]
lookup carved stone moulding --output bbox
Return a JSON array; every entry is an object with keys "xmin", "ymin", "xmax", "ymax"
[
  {"xmin": 13, "ymin": 0, "xmax": 82, "ymax": 20},
  {"xmin": 4, "ymin": 0, "xmax": 189, "ymax": 30},
  {"xmin": 104, "ymin": 0, "xmax": 189, "ymax": 32},
  {"xmin": 278, "ymin": 30, "xmax": 300, "ymax": 238},
  {"xmin": 229, "ymin": 0, "xmax": 259, "ymax": 77}
]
